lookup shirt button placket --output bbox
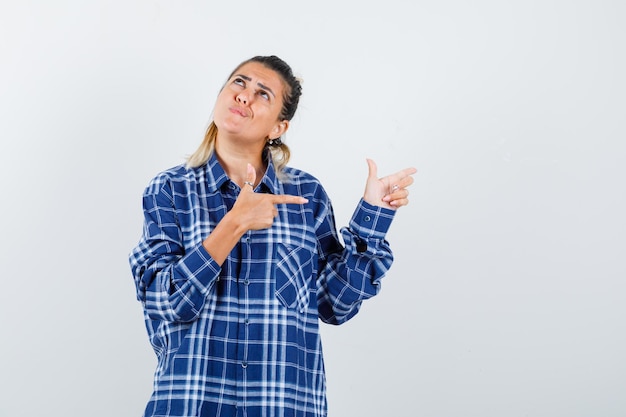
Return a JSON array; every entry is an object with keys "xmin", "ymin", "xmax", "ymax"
[
  {"xmin": 242, "ymin": 276, "xmax": 250, "ymax": 369},
  {"xmin": 238, "ymin": 231, "xmax": 252, "ymax": 410}
]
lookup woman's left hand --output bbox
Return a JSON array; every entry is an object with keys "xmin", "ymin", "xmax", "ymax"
[{"xmin": 363, "ymin": 159, "xmax": 417, "ymax": 210}]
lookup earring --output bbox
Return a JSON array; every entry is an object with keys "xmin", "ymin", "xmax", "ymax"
[{"xmin": 267, "ymin": 137, "xmax": 283, "ymax": 147}]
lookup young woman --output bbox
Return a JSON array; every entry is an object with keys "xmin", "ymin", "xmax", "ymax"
[{"xmin": 129, "ymin": 55, "xmax": 416, "ymax": 417}]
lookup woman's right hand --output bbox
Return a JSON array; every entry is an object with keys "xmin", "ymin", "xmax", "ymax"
[
  {"xmin": 202, "ymin": 163, "xmax": 307, "ymax": 265},
  {"xmin": 232, "ymin": 163, "xmax": 308, "ymax": 231}
]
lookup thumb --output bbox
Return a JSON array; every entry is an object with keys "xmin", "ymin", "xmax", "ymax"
[
  {"xmin": 366, "ymin": 158, "xmax": 378, "ymax": 180},
  {"xmin": 245, "ymin": 163, "xmax": 256, "ymax": 190}
]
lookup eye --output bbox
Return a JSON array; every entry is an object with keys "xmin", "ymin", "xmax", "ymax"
[
  {"xmin": 233, "ymin": 77, "xmax": 245, "ymax": 87},
  {"xmin": 258, "ymin": 90, "xmax": 270, "ymax": 100}
]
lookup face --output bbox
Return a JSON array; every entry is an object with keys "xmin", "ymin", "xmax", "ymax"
[{"xmin": 213, "ymin": 61, "xmax": 289, "ymax": 146}]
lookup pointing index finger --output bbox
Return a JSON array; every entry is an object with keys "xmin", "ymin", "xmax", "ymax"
[
  {"xmin": 387, "ymin": 166, "xmax": 418, "ymax": 183},
  {"xmin": 271, "ymin": 194, "xmax": 309, "ymax": 205}
]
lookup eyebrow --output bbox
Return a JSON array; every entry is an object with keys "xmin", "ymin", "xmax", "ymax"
[{"xmin": 234, "ymin": 74, "xmax": 276, "ymax": 98}]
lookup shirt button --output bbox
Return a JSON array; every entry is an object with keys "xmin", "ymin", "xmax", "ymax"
[
  {"xmin": 243, "ymin": 279, "xmax": 249, "ymax": 285},
  {"xmin": 244, "ymin": 318, "xmax": 250, "ymax": 325},
  {"xmin": 242, "ymin": 361, "xmax": 248, "ymax": 368},
  {"xmin": 364, "ymin": 215, "xmax": 371, "ymax": 222}
]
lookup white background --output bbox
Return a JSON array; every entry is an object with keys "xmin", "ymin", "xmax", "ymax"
[{"xmin": 1, "ymin": 1, "xmax": 625, "ymax": 416}]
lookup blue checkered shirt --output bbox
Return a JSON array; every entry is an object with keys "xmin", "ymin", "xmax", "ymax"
[{"xmin": 129, "ymin": 152, "xmax": 395, "ymax": 417}]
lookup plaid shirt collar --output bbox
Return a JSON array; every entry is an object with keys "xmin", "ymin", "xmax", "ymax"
[{"xmin": 203, "ymin": 149, "xmax": 279, "ymax": 194}]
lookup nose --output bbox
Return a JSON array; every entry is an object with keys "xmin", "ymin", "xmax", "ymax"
[{"xmin": 237, "ymin": 92, "xmax": 249, "ymax": 105}]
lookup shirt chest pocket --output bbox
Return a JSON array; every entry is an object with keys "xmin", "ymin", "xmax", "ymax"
[{"xmin": 274, "ymin": 243, "xmax": 316, "ymax": 314}]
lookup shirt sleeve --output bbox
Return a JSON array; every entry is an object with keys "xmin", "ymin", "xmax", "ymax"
[
  {"xmin": 316, "ymin": 198, "xmax": 395, "ymax": 325},
  {"xmin": 128, "ymin": 178, "xmax": 221, "ymax": 323}
]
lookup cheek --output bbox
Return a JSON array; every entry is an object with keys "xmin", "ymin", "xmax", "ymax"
[
  {"xmin": 216, "ymin": 89, "xmax": 231, "ymax": 104},
  {"xmin": 214, "ymin": 91, "xmax": 233, "ymax": 113}
]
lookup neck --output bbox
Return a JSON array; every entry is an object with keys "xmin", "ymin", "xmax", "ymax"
[{"xmin": 214, "ymin": 136, "xmax": 266, "ymax": 187}]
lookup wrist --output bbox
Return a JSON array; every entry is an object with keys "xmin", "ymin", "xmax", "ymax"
[{"xmin": 223, "ymin": 210, "xmax": 248, "ymax": 238}]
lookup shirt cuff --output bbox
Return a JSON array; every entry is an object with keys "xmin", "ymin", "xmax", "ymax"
[{"xmin": 349, "ymin": 199, "xmax": 396, "ymax": 239}]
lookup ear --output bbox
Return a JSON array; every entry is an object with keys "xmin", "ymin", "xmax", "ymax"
[{"xmin": 269, "ymin": 120, "xmax": 289, "ymax": 140}]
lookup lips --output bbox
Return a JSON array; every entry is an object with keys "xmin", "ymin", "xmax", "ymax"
[{"xmin": 229, "ymin": 106, "xmax": 249, "ymax": 117}]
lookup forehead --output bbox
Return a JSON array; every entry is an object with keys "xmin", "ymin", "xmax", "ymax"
[{"xmin": 231, "ymin": 62, "xmax": 286, "ymax": 94}]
